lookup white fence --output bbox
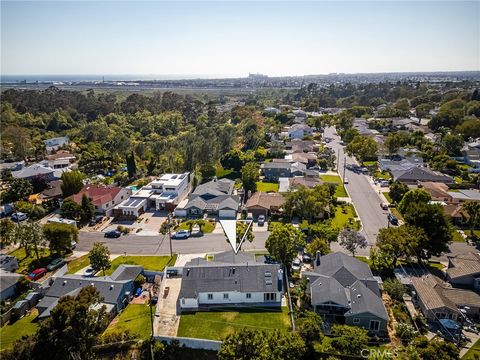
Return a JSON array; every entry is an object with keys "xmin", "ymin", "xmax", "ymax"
[{"xmin": 154, "ymin": 335, "xmax": 221, "ymax": 351}]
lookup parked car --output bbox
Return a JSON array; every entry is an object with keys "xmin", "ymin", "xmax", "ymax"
[
  {"xmin": 387, "ymin": 213, "xmax": 399, "ymax": 226},
  {"xmin": 379, "ymin": 180, "xmax": 390, "ymax": 187},
  {"xmin": 292, "ymin": 258, "xmax": 302, "ymax": 271},
  {"xmin": 84, "ymin": 267, "xmax": 96, "ymax": 277},
  {"xmin": 258, "ymin": 215, "xmax": 265, "ymax": 226},
  {"xmin": 150, "ymin": 295, "xmax": 158, "ymax": 305},
  {"xmin": 11, "ymin": 212, "xmax": 27, "ymax": 222},
  {"xmin": 28, "ymin": 268, "xmax": 47, "ymax": 281},
  {"xmin": 47, "ymin": 258, "xmax": 66, "ymax": 271},
  {"xmin": 343, "ymin": 177, "xmax": 349, "ymax": 184},
  {"xmin": 89, "ymin": 215, "xmax": 104, "ymax": 226},
  {"xmin": 104, "ymin": 230, "xmax": 121, "ymax": 238},
  {"xmin": 380, "ymin": 203, "xmax": 389, "ymax": 210},
  {"xmin": 70, "ymin": 241, "xmax": 77, "ymax": 250},
  {"xmin": 302, "ymin": 254, "xmax": 312, "ymax": 263},
  {"xmin": 172, "ymin": 230, "xmax": 190, "ymax": 239}
]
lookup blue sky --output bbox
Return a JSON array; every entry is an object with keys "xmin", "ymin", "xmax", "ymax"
[{"xmin": 1, "ymin": 1, "xmax": 478, "ymax": 77}]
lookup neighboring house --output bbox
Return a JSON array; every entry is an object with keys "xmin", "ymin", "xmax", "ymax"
[
  {"xmin": 285, "ymin": 139, "xmax": 320, "ymax": 153},
  {"xmin": 0, "ymin": 270, "xmax": 22, "ymax": 301},
  {"xmin": 0, "ymin": 255, "xmax": 19, "ymax": 272},
  {"xmin": 285, "ymin": 152, "xmax": 318, "ymax": 167},
  {"xmin": 459, "ymin": 139, "xmax": 480, "ymax": 173},
  {"xmin": 178, "ymin": 251, "xmax": 283, "ymax": 310},
  {"xmin": 378, "ymin": 156, "xmax": 424, "ymax": 173},
  {"xmin": 261, "ymin": 161, "xmax": 306, "ymax": 181},
  {"xmin": 286, "ymin": 124, "xmax": 314, "ymax": 139},
  {"xmin": 70, "ymin": 185, "xmax": 132, "ymax": 216},
  {"xmin": 44, "ymin": 136, "xmax": 69, "ymax": 153},
  {"xmin": 292, "ymin": 109, "xmax": 307, "ymax": 119},
  {"xmin": 41, "ymin": 150, "xmax": 76, "ymax": 169},
  {"xmin": 411, "ymin": 274, "xmax": 462, "ymax": 322},
  {"xmin": 418, "ymin": 182, "xmax": 451, "ymax": 202},
  {"xmin": 11, "ymin": 164, "xmax": 59, "ymax": 181},
  {"xmin": 0, "ymin": 160, "xmax": 25, "ymax": 174},
  {"xmin": 279, "ymin": 176, "xmax": 323, "ymax": 192},
  {"xmin": 246, "ymin": 192, "xmax": 285, "ymax": 219},
  {"xmin": 264, "ymin": 107, "xmax": 281, "ymax": 115},
  {"xmin": 447, "ymin": 189, "xmax": 480, "ymax": 203},
  {"xmin": 391, "ymin": 166, "xmax": 454, "ymax": 185},
  {"xmin": 40, "ymin": 180, "xmax": 63, "ymax": 201},
  {"xmin": 116, "ymin": 173, "xmax": 191, "ymax": 217},
  {"xmin": 446, "ymin": 252, "xmax": 480, "ymax": 289},
  {"xmin": 302, "ymin": 252, "xmax": 388, "ymax": 335},
  {"xmin": 175, "ymin": 178, "xmax": 240, "ymax": 218},
  {"xmin": 37, "ymin": 265, "xmax": 143, "ymax": 319}
]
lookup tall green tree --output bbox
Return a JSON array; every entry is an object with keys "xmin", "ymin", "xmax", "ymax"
[
  {"xmin": 61, "ymin": 199, "xmax": 82, "ymax": 220},
  {"xmin": 461, "ymin": 201, "xmax": 480, "ymax": 236},
  {"xmin": 3, "ymin": 286, "xmax": 109, "ymax": 360},
  {"xmin": 2, "ymin": 178, "xmax": 33, "ymax": 203},
  {"xmin": 126, "ymin": 151, "xmax": 137, "ymax": 178},
  {"xmin": 88, "ymin": 242, "xmax": 111, "ymax": 276},
  {"xmin": 339, "ymin": 228, "xmax": 367, "ymax": 256},
  {"xmin": 389, "ymin": 181, "xmax": 409, "ymax": 204},
  {"xmin": 241, "ymin": 161, "xmax": 259, "ymax": 200},
  {"xmin": 60, "ymin": 170, "xmax": 84, "ymax": 198},
  {"xmin": 330, "ymin": 325, "xmax": 369, "ymax": 357},
  {"xmin": 0, "ymin": 218, "xmax": 15, "ymax": 247},
  {"xmin": 265, "ymin": 223, "xmax": 305, "ymax": 269},
  {"xmin": 12, "ymin": 221, "xmax": 45, "ymax": 260},
  {"xmin": 43, "ymin": 223, "xmax": 78, "ymax": 256},
  {"xmin": 284, "ymin": 185, "xmax": 330, "ymax": 223},
  {"xmin": 80, "ymin": 194, "xmax": 95, "ymax": 223},
  {"xmin": 398, "ymin": 189, "xmax": 431, "ymax": 214},
  {"xmin": 345, "ymin": 135, "xmax": 378, "ymax": 161}
]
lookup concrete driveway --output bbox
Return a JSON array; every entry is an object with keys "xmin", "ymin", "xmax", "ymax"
[{"xmin": 154, "ymin": 277, "xmax": 182, "ymax": 336}]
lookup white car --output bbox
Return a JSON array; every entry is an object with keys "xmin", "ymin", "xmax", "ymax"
[
  {"xmin": 343, "ymin": 177, "xmax": 349, "ymax": 184},
  {"xmin": 172, "ymin": 230, "xmax": 190, "ymax": 239},
  {"xmin": 84, "ymin": 267, "xmax": 96, "ymax": 277},
  {"xmin": 292, "ymin": 258, "xmax": 301, "ymax": 272}
]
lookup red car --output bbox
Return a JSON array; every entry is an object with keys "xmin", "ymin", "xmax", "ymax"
[{"xmin": 28, "ymin": 268, "xmax": 47, "ymax": 281}]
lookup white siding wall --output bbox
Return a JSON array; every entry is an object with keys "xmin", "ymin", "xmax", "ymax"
[
  {"xmin": 180, "ymin": 297, "xmax": 199, "ymax": 308},
  {"xmin": 198, "ymin": 291, "xmax": 280, "ymax": 305},
  {"xmin": 175, "ymin": 209, "xmax": 187, "ymax": 217}
]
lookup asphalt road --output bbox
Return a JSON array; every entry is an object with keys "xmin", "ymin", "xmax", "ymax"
[
  {"xmin": 77, "ymin": 230, "xmax": 269, "ymax": 255},
  {"xmin": 324, "ymin": 126, "xmax": 389, "ymax": 256}
]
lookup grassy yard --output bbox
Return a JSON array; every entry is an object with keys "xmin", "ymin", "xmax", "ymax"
[
  {"xmin": 67, "ymin": 254, "xmax": 91, "ymax": 274},
  {"xmin": 463, "ymin": 339, "xmax": 480, "ymax": 359},
  {"xmin": 452, "ymin": 230, "xmax": 465, "ymax": 243},
  {"xmin": 383, "ymin": 192, "xmax": 393, "ymax": 203},
  {"xmin": 256, "ymin": 181, "xmax": 279, "ymax": 192},
  {"xmin": 319, "ymin": 175, "xmax": 347, "ymax": 197},
  {"xmin": 0, "ymin": 310, "xmax": 39, "ymax": 351},
  {"xmin": 103, "ymin": 304, "xmax": 151, "ymax": 339},
  {"xmin": 362, "ymin": 161, "xmax": 378, "ymax": 167},
  {"xmin": 330, "ymin": 204, "xmax": 359, "ymax": 230},
  {"xmin": 105, "ymin": 255, "xmax": 177, "ymax": 276},
  {"xmin": 177, "ymin": 307, "xmax": 290, "ymax": 340},
  {"xmin": 176, "ymin": 220, "xmax": 215, "ymax": 233},
  {"xmin": 375, "ymin": 171, "xmax": 392, "ymax": 181},
  {"xmin": 215, "ymin": 167, "xmax": 234, "ymax": 178},
  {"xmin": 8, "ymin": 247, "xmax": 53, "ymax": 275}
]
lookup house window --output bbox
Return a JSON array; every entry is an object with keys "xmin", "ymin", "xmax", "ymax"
[
  {"xmin": 369, "ymin": 320, "xmax": 380, "ymax": 331},
  {"xmin": 246, "ymin": 293, "xmax": 251, "ymax": 299},
  {"xmin": 208, "ymin": 294, "xmax": 213, "ymax": 300},
  {"xmin": 223, "ymin": 293, "xmax": 229, "ymax": 300},
  {"xmin": 182, "ymin": 298, "xmax": 185, "ymax": 304},
  {"xmin": 264, "ymin": 293, "xmax": 277, "ymax": 302},
  {"xmin": 353, "ymin": 318, "xmax": 360, "ymax": 324}
]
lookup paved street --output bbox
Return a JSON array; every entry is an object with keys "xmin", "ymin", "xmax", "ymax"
[
  {"xmin": 77, "ymin": 229, "xmax": 269, "ymax": 255},
  {"xmin": 324, "ymin": 126, "xmax": 388, "ymax": 256}
]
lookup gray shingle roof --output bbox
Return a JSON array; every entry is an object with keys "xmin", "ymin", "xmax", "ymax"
[
  {"xmin": 194, "ymin": 178, "xmax": 234, "ymax": 196},
  {"xmin": 392, "ymin": 166, "xmax": 454, "ymax": 183},
  {"xmin": 180, "ymin": 251, "xmax": 282, "ymax": 298},
  {"xmin": 184, "ymin": 194, "xmax": 240, "ymax": 211},
  {"xmin": 314, "ymin": 252, "xmax": 374, "ymax": 287},
  {"xmin": 0, "ymin": 271, "xmax": 21, "ymax": 292}
]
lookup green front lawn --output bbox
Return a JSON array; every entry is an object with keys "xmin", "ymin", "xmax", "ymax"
[
  {"xmin": 334, "ymin": 185, "xmax": 348, "ymax": 198},
  {"xmin": 177, "ymin": 307, "xmax": 290, "ymax": 340},
  {"xmin": 176, "ymin": 220, "xmax": 215, "ymax": 233},
  {"xmin": 8, "ymin": 247, "xmax": 53, "ymax": 275},
  {"xmin": 375, "ymin": 171, "xmax": 392, "ymax": 181},
  {"xmin": 105, "ymin": 255, "xmax": 177, "ymax": 276},
  {"xmin": 452, "ymin": 230, "xmax": 465, "ymax": 243},
  {"xmin": 383, "ymin": 192, "xmax": 393, "ymax": 203},
  {"xmin": 320, "ymin": 175, "xmax": 342, "ymax": 184},
  {"xmin": 362, "ymin": 161, "xmax": 378, "ymax": 167},
  {"xmin": 67, "ymin": 255, "xmax": 91, "ymax": 274},
  {"xmin": 0, "ymin": 310, "xmax": 39, "ymax": 351},
  {"xmin": 330, "ymin": 204, "xmax": 359, "ymax": 230},
  {"xmin": 215, "ymin": 167, "xmax": 234, "ymax": 178},
  {"xmin": 256, "ymin": 181, "xmax": 279, "ymax": 192},
  {"xmin": 103, "ymin": 304, "xmax": 151, "ymax": 339},
  {"xmin": 463, "ymin": 338, "xmax": 480, "ymax": 359}
]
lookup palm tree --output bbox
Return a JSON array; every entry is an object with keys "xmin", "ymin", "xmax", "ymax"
[{"xmin": 462, "ymin": 201, "xmax": 480, "ymax": 236}]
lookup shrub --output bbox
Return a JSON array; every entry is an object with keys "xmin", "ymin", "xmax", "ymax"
[
  {"xmin": 396, "ymin": 322, "xmax": 418, "ymax": 344},
  {"xmin": 383, "ymin": 278, "xmax": 405, "ymax": 301},
  {"xmin": 134, "ymin": 274, "xmax": 145, "ymax": 288}
]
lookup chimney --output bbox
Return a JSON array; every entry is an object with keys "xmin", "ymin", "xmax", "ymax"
[{"xmin": 315, "ymin": 251, "xmax": 321, "ymax": 267}]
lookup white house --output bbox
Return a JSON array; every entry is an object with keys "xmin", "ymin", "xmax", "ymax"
[
  {"xmin": 69, "ymin": 185, "xmax": 132, "ymax": 216},
  {"xmin": 287, "ymin": 124, "xmax": 314, "ymax": 139},
  {"xmin": 179, "ymin": 251, "xmax": 283, "ymax": 310},
  {"xmin": 44, "ymin": 136, "xmax": 69, "ymax": 153}
]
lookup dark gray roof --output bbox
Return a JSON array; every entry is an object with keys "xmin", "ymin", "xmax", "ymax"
[
  {"xmin": 0, "ymin": 272, "xmax": 21, "ymax": 292},
  {"xmin": 262, "ymin": 162, "xmax": 293, "ymax": 169},
  {"xmin": 314, "ymin": 252, "xmax": 374, "ymax": 287},
  {"xmin": 184, "ymin": 194, "xmax": 240, "ymax": 211},
  {"xmin": 110, "ymin": 265, "xmax": 143, "ymax": 281},
  {"xmin": 180, "ymin": 251, "xmax": 282, "ymax": 298},
  {"xmin": 345, "ymin": 280, "xmax": 388, "ymax": 319},
  {"xmin": 194, "ymin": 178, "xmax": 234, "ymax": 196},
  {"xmin": 392, "ymin": 166, "xmax": 454, "ymax": 183}
]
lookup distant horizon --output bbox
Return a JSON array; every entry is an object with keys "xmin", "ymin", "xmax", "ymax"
[{"xmin": 2, "ymin": 69, "xmax": 479, "ymax": 83}]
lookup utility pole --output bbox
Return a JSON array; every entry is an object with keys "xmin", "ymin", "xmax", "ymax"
[
  {"xmin": 167, "ymin": 213, "xmax": 173, "ymax": 257},
  {"xmin": 342, "ymin": 157, "xmax": 347, "ymax": 184},
  {"xmin": 336, "ymin": 148, "xmax": 340, "ymax": 171}
]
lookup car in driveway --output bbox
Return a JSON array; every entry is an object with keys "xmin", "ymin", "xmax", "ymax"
[
  {"xmin": 379, "ymin": 180, "xmax": 390, "ymax": 187},
  {"xmin": 47, "ymin": 258, "xmax": 66, "ymax": 271},
  {"xmin": 302, "ymin": 254, "xmax": 312, "ymax": 263},
  {"xmin": 89, "ymin": 215, "xmax": 104, "ymax": 226},
  {"xmin": 11, "ymin": 212, "xmax": 28, "ymax": 222},
  {"xmin": 292, "ymin": 258, "xmax": 302, "ymax": 272},
  {"xmin": 380, "ymin": 203, "xmax": 389, "ymax": 210},
  {"xmin": 84, "ymin": 267, "xmax": 96, "ymax": 277},
  {"xmin": 387, "ymin": 213, "xmax": 399, "ymax": 226},
  {"xmin": 104, "ymin": 230, "xmax": 121, "ymax": 238},
  {"xmin": 172, "ymin": 230, "xmax": 190, "ymax": 239},
  {"xmin": 258, "ymin": 215, "xmax": 265, "ymax": 226},
  {"xmin": 28, "ymin": 268, "xmax": 47, "ymax": 281}
]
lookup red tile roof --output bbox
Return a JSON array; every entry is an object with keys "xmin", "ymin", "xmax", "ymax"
[{"xmin": 69, "ymin": 185, "xmax": 123, "ymax": 206}]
